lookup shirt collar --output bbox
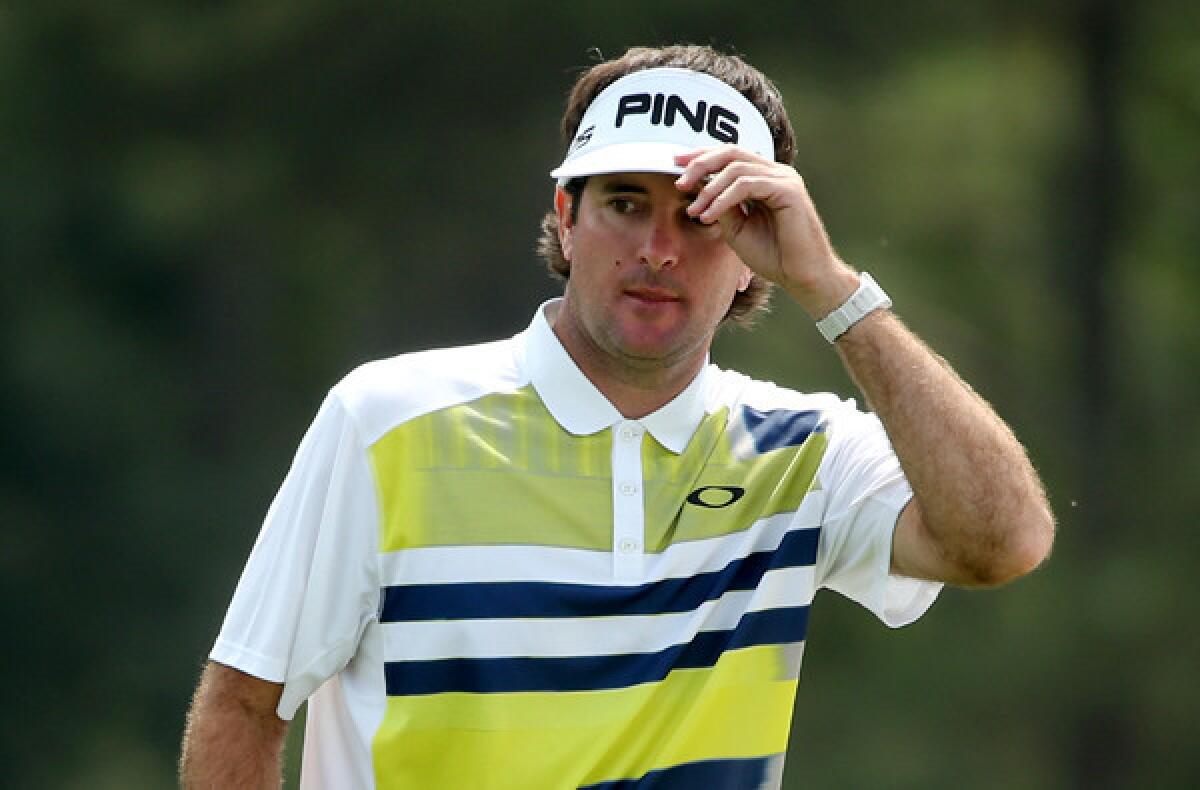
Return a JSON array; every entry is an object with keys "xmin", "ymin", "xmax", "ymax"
[{"xmin": 520, "ymin": 298, "xmax": 711, "ymax": 454}]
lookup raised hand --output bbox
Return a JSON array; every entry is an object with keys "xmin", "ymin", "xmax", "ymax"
[{"xmin": 673, "ymin": 146, "xmax": 859, "ymax": 318}]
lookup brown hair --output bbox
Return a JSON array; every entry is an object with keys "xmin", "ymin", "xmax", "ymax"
[{"xmin": 536, "ymin": 45, "xmax": 797, "ymax": 327}]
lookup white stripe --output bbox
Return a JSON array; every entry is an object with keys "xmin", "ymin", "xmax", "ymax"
[
  {"xmin": 749, "ymin": 565, "xmax": 814, "ymax": 612},
  {"xmin": 379, "ymin": 491, "xmax": 826, "ymax": 587},
  {"xmin": 381, "ymin": 566, "xmax": 815, "ymax": 661}
]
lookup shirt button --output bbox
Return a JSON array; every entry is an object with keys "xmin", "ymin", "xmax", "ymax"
[
  {"xmin": 618, "ymin": 539, "xmax": 640, "ymax": 553},
  {"xmin": 619, "ymin": 483, "xmax": 639, "ymax": 496},
  {"xmin": 619, "ymin": 426, "xmax": 641, "ymax": 441}
]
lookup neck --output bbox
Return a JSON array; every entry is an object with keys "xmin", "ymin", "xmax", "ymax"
[
  {"xmin": 578, "ymin": 353, "xmax": 704, "ymax": 420},
  {"xmin": 549, "ymin": 305, "xmax": 708, "ymax": 420}
]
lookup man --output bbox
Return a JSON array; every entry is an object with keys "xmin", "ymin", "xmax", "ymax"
[{"xmin": 181, "ymin": 45, "xmax": 1054, "ymax": 789}]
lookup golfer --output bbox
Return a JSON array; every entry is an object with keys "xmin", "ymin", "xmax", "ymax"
[{"xmin": 180, "ymin": 44, "xmax": 1054, "ymax": 789}]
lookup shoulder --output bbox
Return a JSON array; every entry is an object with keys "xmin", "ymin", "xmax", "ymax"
[
  {"xmin": 328, "ymin": 334, "xmax": 528, "ymax": 444},
  {"xmin": 707, "ymin": 366, "xmax": 900, "ymax": 496},
  {"xmin": 703, "ymin": 364, "xmax": 887, "ymax": 459},
  {"xmin": 705, "ymin": 364, "xmax": 862, "ymax": 423}
]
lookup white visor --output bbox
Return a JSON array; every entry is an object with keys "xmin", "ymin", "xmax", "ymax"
[{"xmin": 550, "ymin": 67, "xmax": 775, "ymax": 181}]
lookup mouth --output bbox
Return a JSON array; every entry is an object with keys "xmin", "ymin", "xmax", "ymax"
[{"xmin": 623, "ymin": 286, "xmax": 681, "ymax": 304}]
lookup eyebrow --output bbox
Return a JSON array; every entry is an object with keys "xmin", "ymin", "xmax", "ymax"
[{"xmin": 599, "ymin": 181, "xmax": 649, "ymax": 195}]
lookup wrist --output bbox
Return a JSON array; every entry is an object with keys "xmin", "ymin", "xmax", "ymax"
[
  {"xmin": 814, "ymin": 272, "xmax": 892, "ymax": 343},
  {"xmin": 784, "ymin": 263, "xmax": 861, "ymax": 319}
]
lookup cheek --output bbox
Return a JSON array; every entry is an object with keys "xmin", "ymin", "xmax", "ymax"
[
  {"xmin": 702, "ymin": 262, "xmax": 751, "ymax": 305},
  {"xmin": 576, "ymin": 228, "xmax": 629, "ymax": 268}
]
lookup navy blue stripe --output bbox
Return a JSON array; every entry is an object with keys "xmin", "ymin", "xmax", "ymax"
[
  {"xmin": 741, "ymin": 405, "xmax": 823, "ymax": 454},
  {"xmin": 580, "ymin": 756, "xmax": 771, "ymax": 789},
  {"xmin": 384, "ymin": 605, "xmax": 810, "ymax": 695},
  {"xmin": 381, "ymin": 526, "xmax": 819, "ymax": 623}
]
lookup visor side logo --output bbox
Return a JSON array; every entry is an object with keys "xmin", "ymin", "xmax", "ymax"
[{"xmin": 571, "ymin": 124, "xmax": 596, "ymax": 151}]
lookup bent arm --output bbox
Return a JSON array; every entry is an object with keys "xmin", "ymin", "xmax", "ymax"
[
  {"xmin": 834, "ymin": 305, "xmax": 1055, "ymax": 587},
  {"xmin": 180, "ymin": 661, "xmax": 289, "ymax": 789},
  {"xmin": 671, "ymin": 148, "xmax": 1055, "ymax": 585}
]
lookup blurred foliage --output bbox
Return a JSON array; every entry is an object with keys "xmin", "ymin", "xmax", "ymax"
[{"xmin": 2, "ymin": 1, "xmax": 1197, "ymax": 787}]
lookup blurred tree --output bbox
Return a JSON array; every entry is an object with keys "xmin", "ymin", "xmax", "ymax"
[{"xmin": 2, "ymin": 1, "xmax": 1197, "ymax": 787}]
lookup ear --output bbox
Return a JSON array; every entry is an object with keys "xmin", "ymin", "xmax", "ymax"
[
  {"xmin": 554, "ymin": 185, "xmax": 574, "ymax": 261},
  {"xmin": 736, "ymin": 266, "xmax": 753, "ymax": 293}
]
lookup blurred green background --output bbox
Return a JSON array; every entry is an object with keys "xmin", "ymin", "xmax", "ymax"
[{"xmin": 4, "ymin": 1, "xmax": 1198, "ymax": 787}]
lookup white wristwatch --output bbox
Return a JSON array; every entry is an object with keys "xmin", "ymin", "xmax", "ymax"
[{"xmin": 815, "ymin": 272, "xmax": 892, "ymax": 343}]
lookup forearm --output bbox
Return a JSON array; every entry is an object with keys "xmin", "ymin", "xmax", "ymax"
[
  {"xmin": 832, "ymin": 307, "xmax": 1054, "ymax": 586},
  {"xmin": 675, "ymin": 144, "xmax": 1054, "ymax": 585},
  {"xmin": 180, "ymin": 663, "xmax": 288, "ymax": 789}
]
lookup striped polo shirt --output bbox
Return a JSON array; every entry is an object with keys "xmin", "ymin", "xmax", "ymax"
[{"xmin": 212, "ymin": 299, "xmax": 941, "ymax": 789}]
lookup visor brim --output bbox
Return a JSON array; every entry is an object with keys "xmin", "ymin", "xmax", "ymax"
[{"xmin": 550, "ymin": 142, "xmax": 694, "ymax": 180}]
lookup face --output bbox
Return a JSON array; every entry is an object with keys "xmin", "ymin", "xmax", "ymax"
[{"xmin": 554, "ymin": 172, "xmax": 753, "ymax": 379}]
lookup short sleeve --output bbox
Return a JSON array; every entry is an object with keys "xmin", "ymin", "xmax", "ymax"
[
  {"xmin": 813, "ymin": 403, "xmax": 941, "ymax": 628},
  {"xmin": 210, "ymin": 392, "xmax": 382, "ymax": 719}
]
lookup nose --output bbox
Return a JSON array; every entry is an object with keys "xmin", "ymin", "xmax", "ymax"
[{"xmin": 637, "ymin": 213, "xmax": 682, "ymax": 272}]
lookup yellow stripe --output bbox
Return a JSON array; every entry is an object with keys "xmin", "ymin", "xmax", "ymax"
[
  {"xmin": 371, "ymin": 645, "xmax": 797, "ymax": 789},
  {"xmin": 514, "ymin": 387, "xmax": 529, "ymax": 469},
  {"xmin": 371, "ymin": 390, "xmax": 829, "ymax": 552},
  {"xmin": 644, "ymin": 412, "xmax": 828, "ymax": 549}
]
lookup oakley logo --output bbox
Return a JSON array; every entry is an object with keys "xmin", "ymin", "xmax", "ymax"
[
  {"xmin": 685, "ymin": 485, "xmax": 746, "ymax": 509},
  {"xmin": 615, "ymin": 93, "xmax": 740, "ymax": 144}
]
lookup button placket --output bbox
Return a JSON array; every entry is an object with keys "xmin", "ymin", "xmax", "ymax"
[{"xmin": 610, "ymin": 420, "xmax": 646, "ymax": 580}]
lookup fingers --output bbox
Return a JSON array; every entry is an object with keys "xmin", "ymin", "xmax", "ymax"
[
  {"xmin": 673, "ymin": 145, "xmax": 759, "ymax": 186},
  {"xmin": 673, "ymin": 147, "xmax": 799, "ymax": 223},
  {"xmin": 688, "ymin": 164, "xmax": 769, "ymax": 223}
]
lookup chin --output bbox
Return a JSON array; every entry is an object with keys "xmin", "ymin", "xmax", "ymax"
[{"xmin": 613, "ymin": 331, "xmax": 699, "ymax": 366}]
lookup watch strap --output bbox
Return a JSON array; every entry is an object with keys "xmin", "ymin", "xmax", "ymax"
[{"xmin": 815, "ymin": 272, "xmax": 892, "ymax": 343}]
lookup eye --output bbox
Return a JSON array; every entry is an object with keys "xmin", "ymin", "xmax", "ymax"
[{"xmin": 608, "ymin": 197, "xmax": 638, "ymax": 214}]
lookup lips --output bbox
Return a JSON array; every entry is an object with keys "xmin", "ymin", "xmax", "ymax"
[{"xmin": 623, "ymin": 286, "xmax": 681, "ymax": 303}]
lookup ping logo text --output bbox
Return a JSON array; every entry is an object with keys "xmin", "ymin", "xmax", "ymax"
[{"xmin": 615, "ymin": 93, "xmax": 740, "ymax": 144}]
